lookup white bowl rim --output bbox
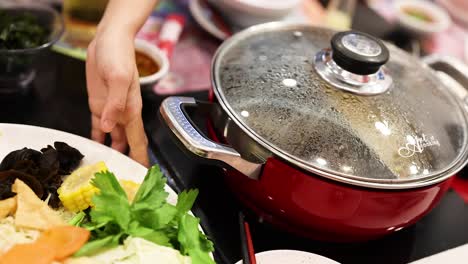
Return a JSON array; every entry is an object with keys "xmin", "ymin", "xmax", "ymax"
[
  {"xmin": 209, "ymin": 0, "xmax": 301, "ymax": 14},
  {"xmin": 233, "ymin": 0, "xmax": 301, "ymax": 10},
  {"xmin": 437, "ymin": 0, "xmax": 468, "ymax": 27},
  {"xmin": 134, "ymin": 39, "xmax": 170, "ymax": 84},
  {"xmin": 234, "ymin": 249, "xmax": 340, "ymax": 264},
  {"xmin": 394, "ymin": 0, "xmax": 451, "ymax": 34},
  {"xmin": 189, "ymin": 0, "xmax": 229, "ymax": 40}
]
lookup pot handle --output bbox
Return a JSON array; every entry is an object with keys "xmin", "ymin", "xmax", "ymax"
[
  {"xmin": 422, "ymin": 55, "xmax": 468, "ymax": 106},
  {"xmin": 159, "ymin": 96, "xmax": 262, "ymax": 180}
]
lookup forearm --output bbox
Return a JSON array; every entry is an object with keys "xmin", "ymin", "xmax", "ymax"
[{"xmin": 98, "ymin": 0, "xmax": 159, "ymax": 36}]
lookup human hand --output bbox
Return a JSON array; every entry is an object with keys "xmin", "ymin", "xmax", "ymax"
[{"xmin": 86, "ymin": 27, "xmax": 149, "ymax": 167}]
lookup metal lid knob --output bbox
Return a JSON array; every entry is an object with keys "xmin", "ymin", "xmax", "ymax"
[{"xmin": 331, "ymin": 31, "xmax": 389, "ymax": 75}]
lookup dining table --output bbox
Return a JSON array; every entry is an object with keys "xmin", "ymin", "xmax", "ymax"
[{"xmin": 2, "ymin": 1, "xmax": 468, "ymax": 264}]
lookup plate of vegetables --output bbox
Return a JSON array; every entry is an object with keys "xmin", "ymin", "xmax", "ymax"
[{"xmin": 0, "ymin": 123, "xmax": 215, "ymax": 264}]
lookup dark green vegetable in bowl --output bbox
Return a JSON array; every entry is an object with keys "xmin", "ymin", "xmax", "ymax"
[
  {"xmin": 0, "ymin": 4, "xmax": 64, "ymax": 93},
  {"xmin": 0, "ymin": 11, "xmax": 51, "ymax": 50}
]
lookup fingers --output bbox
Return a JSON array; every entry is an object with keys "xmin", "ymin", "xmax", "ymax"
[
  {"xmin": 100, "ymin": 64, "xmax": 133, "ymax": 133},
  {"xmin": 86, "ymin": 40, "xmax": 103, "ymax": 99},
  {"xmin": 110, "ymin": 125, "xmax": 128, "ymax": 153},
  {"xmin": 87, "ymin": 41, "xmax": 107, "ymax": 144},
  {"xmin": 86, "ymin": 37, "xmax": 146, "ymax": 165},
  {"xmin": 87, "ymin": 43, "xmax": 105, "ymax": 144},
  {"xmin": 91, "ymin": 114, "xmax": 106, "ymax": 143},
  {"xmin": 85, "ymin": 40, "xmax": 96, "ymax": 93},
  {"xmin": 125, "ymin": 70, "xmax": 149, "ymax": 167},
  {"xmin": 125, "ymin": 116, "xmax": 149, "ymax": 167}
]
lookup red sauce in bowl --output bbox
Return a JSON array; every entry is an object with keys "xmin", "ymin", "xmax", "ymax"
[{"xmin": 136, "ymin": 51, "xmax": 160, "ymax": 77}]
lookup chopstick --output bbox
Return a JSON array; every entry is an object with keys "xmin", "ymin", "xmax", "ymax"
[{"xmin": 239, "ymin": 211, "xmax": 257, "ymax": 264}]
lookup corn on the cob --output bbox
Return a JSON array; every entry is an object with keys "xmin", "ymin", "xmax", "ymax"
[{"xmin": 58, "ymin": 161, "xmax": 108, "ymax": 213}]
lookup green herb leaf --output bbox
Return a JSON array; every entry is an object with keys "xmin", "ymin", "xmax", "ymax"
[
  {"xmin": 132, "ymin": 165, "xmax": 168, "ymax": 209},
  {"xmin": 92, "ymin": 171, "xmax": 128, "ymax": 199},
  {"xmin": 178, "ymin": 214, "xmax": 215, "ymax": 264},
  {"xmin": 81, "ymin": 221, "xmax": 108, "ymax": 232},
  {"xmin": 68, "ymin": 211, "xmax": 86, "ymax": 226},
  {"xmin": 132, "ymin": 203, "xmax": 178, "ymax": 230},
  {"xmin": 176, "ymin": 189, "xmax": 199, "ymax": 216},
  {"xmin": 127, "ymin": 221, "xmax": 171, "ymax": 247},
  {"xmin": 90, "ymin": 171, "xmax": 131, "ymax": 230},
  {"xmin": 200, "ymin": 232, "xmax": 215, "ymax": 253},
  {"xmin": 74, "ymin": 234, "xmax": 122, "ymax": 257},
  {"xmin": 77, "ymin": 165, "xmax": 215, "ymax": 261}
]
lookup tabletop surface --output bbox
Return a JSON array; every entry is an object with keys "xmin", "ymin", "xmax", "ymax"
[{"xmin": 1, "ymin": 3, "xmax": 468, "ymax": 264}]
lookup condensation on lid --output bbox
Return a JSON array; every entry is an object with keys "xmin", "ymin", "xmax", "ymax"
[{"xmin": 212, "ymin": 24, "xmax": 468, "ymax": 184}]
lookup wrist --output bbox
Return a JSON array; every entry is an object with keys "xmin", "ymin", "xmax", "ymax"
[
  {"xmin": 96, "ymin": 0, "xmax": 159, "ymax": 38},
  {"xmin": 97, "ymin": 17, "xmax": 139, "ymax": 38}
]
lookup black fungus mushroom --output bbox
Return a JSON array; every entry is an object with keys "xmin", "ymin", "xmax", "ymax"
[
  {"xmin": 0, "ymin": 142, "xmax": 84, "ymax": 207},
  {"xmin": 53, "ymin": 142, "xmax": 84, "ymax": 174},
  {"xmin": 0, "ymin": 148, "xmax": 42, "ymax": 171},
  {"xmin": 0, "ymin": 170, "xmax": 44, "ymax": 199}
]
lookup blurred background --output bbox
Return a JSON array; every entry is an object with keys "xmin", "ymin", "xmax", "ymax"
[
  {"xmin": 2, "ymin": 2, "xmax": 468, "ymax": 264},
  {"xmin": 2, "ymin": 0, "xmax": 467, "ymax": 95}
]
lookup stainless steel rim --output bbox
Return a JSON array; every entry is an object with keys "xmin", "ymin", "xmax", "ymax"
[{"xmin": 211, "ymin": 22, "xmax": 468, "ymax": 189}]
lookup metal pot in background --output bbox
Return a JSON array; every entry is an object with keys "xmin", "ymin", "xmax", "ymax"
[{"xmin": 160, "ymin": 23, "xmax": 468, "ymax": 241}]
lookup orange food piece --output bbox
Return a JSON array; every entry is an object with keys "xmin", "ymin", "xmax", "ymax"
[
  {"xmin": 37, "ymin": 226, "xmax": 91, "ymax": 260},
  {"xmin": 0, "ymin": 243, "xmax": 55, "ymax": 264},
  {"xmin": 0, "ymin": 226, "xmax": 90, "ymax": 264}
]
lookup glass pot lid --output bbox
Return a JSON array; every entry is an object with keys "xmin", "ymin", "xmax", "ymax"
[{"xmin": 212, "ymin": 23, "xmax": 468, "ymax": 188}]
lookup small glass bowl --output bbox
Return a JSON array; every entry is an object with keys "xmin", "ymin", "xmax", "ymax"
[{"xmin": 0, "ymin": 3, "xmax": 64, "ymax": 94}]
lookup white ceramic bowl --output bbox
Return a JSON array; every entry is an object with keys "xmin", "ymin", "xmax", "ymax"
[
  {"xmin": 207, "ymin": 0, "xmax": 301, "ymax": 28},
  {"xmin": 394, "ymin": 0, "xmax": 451, "ymax": 38},
  {"xmin": 135, "ymin": 39, "xmax": 169, "ymax": 91},
  {"xmin": 189, "ymin": 0, "xmax": 231, "ymax": 40}
]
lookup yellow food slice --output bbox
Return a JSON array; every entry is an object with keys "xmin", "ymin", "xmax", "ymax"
[
  {"xmin": 0, "ymin": 197, "xmax": 16, "ymax": 219},
  {"xmin": 13, "ymin": 179, "xmax": 64, "ymax": 230},
  {"xmin": 58, "ymin": 161, "xmax": 108, "ymax": 213}
]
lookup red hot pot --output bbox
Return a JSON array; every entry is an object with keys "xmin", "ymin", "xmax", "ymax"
[{"xmin": 160, "ymin": 23, "xmax": 468, "ymax": 242}]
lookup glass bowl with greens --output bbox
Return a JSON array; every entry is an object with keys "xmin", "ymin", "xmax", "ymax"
[{"xmin": 0, "ymin": 3, "xmax": 64, "ymax": 94}]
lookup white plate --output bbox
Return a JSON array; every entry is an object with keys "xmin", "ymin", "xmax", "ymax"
[
  {"xmin": 0, "ymin": 123, "xmax": 216, "ymax": 260},
  {"xmin": 0, "ymin": 123, "xmax": 178, "ymax": 205},
  {"xmin": 235, "ymin": 249, "xmax": 340, "ymax": 264}
]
